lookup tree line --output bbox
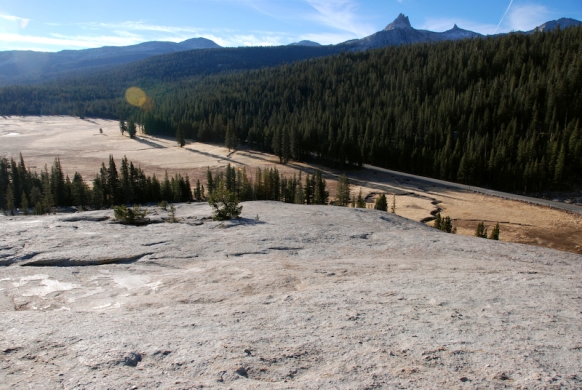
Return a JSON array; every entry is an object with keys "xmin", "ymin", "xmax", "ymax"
[
  {"xmin": 1, "ymin": 27, "xmax": 581, "ymax": 192},
  {"xmin": 0, "ymin": 155, "xmax": 332, "ymax": 214},
  {"xmin": 0, "ymin": 155, "xmax": 192, "ymax": 214}
]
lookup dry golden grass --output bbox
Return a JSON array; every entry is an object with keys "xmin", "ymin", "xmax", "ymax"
[{"xmin": 2, "ymin": 116, "xmax": 581, "ymax": 254}]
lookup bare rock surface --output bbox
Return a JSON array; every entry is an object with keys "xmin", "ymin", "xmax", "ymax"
[{"xmin": 0, "ymin": 202, "xmax": 581, "ymax": 388}]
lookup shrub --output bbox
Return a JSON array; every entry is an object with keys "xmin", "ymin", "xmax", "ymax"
[
  {"xmin": 208, "ymin": 188, "xmax": 242, "ymax": 221},
  {"xmin": 114, "ymin": 205, "xmax": 148, "ymax": 225}
]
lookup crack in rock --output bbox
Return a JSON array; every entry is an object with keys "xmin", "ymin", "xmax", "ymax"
[{"xmin": 21, "ymin": 253, "xmax": 152, "ymax": 267}]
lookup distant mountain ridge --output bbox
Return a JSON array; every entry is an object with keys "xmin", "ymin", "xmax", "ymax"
[
  {"xmin": 0, "ymin": 14, "xmax": 580, "ymax": 87},
  {"xmin": 533, "ymin": 17, "xmax": 582, "ymax": 32},
  {"xmin": 339, "ymin": 13, "xmax": 482, "ymax": 50},
  {"xmin": 0, "ymin": 37, "xmax": 220, "ymax": 86}
]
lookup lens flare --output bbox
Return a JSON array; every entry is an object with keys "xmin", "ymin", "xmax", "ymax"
[
  {"xmin": 125, "ymin": 87, "xmax": 147, "ymax": 107},
  {"xmin": 140, "ymin": 96, "xmax": 155, "ymax": 112}
]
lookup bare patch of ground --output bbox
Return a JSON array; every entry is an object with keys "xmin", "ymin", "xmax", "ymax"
[{"xmin": 1, "ymin": 116, "xmax": 581, "ymax": 254}]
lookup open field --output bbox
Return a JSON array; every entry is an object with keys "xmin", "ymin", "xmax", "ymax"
[{"xmin": 1, "ymin": 116, "xmax": 581, "ymax": 254}]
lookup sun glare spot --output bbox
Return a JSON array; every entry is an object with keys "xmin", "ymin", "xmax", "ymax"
[{"xmin": 125, "ymin": 87, "xmax": 147, "ymax": 107}]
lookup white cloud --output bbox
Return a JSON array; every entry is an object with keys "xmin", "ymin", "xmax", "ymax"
[
  {"xmin": 88, "ymin": 21, "xmax": 204, "ymax": 35},
  {"xmin": 0, "ymin": 32, "xmax": 143, "ymax": 49},
  {"xmin": 0, "ymin": 13, "xmax": 29, "ymax": 28},
  {"xmin": 304, "ymin": 0, "xmax": 374, "ymax": 38},
  {"xmin": 507, "ymin": 4, "xmax": 551, "ymax": 31}
]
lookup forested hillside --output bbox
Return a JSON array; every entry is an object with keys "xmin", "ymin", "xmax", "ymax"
[{"xmin": 1, "ymin": 27, "xmax": 581, "ymax": 192}]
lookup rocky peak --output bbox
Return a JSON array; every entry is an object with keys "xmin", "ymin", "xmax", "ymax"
[{"xmin": 384, "ymin": 13, "xmax": 412, "ymax": 31}]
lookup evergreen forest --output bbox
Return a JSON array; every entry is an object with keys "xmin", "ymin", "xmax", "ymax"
[
  {"xmin": 0, "ymin": 27, "xmax": 581, "ymax": 193},
  {"xmin": 0, "ymin": 155, "xmax": 329, "ymax": 213}
]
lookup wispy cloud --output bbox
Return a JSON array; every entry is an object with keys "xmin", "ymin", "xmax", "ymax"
[
  {"xmin": 507, "ymin": 4, "xmax": 551, "ymax": 31},
  {"xmin": 87, "ymin": 21, "xmax": 205, "ymax": 35},
  {"xmin": 304, "ymin": 0, "xmax": 374, "ymax": 38},
  {"xmin": 0, "ymin": 32, "xmax": 143, "ymax": 49},
  {"xmin": 0, "ymin": 13, "xmax": 30, "ymax": 28}
]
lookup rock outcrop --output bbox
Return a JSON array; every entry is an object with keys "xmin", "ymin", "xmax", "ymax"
[{"xmin": 1, "ymin": 202, "xmax": 580, "ymax": 388}]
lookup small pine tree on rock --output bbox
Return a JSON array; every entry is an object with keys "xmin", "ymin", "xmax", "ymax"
[{"xmin": 208, "ymin": 187, "xmax": 242, "ymax": 221}]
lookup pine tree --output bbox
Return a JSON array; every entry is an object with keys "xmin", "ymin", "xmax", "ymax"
[
  {"xmin": 356, "ymin": 188, "xmax": 366, "ymax": 208},
  {"xmin": 489, "ymin": 223, "xmax": 500, "ymax": 240},
  {"xmin": 206, "ymin": 167, "xmax": 214, "ymax": 195},
  {"xmin": 434, "ymin": 213, "xmax": 442, "ymax": 230},
  {"xmin": 176, "ymin": 125, "xmax": 186, "ymax": 147},
  {"xmin": 194, "ymin": 179, "xmax": 202, "ymax": 201},
  {"xmin": 304, "ymin": 173, "xmax": 312, "ymax": 204},
  {"xmin": 41, "ymin": 168, "xmax": 54, "ymax": 213},
  {"xmin": 119, "ymin": 117, "xmax": 127, "ymax": 135},
  {"xmin": 294, "ymin": 172, "xmax": 305, "ymax": 204},
  {"xmin": 20, "ymin": 190, "xmax": 28, "ymax": 215},
  {"xmin": 208, "ymin": 187, "xmax": 242, "ymax": 220},
  {"xmin": 50, "ymin": 157, "xmax": 65, "ymax": 207},
  {"xmin": 162, "ymin": 171, "xmax": 172, "ymax": 201},
  {"xmin": 475, "ymin": 222, "xmax": 488, "ymax": 238},
  {"xmin": 312, "ymin": 170, "xmax": 328, "ymax": 204},
  {"xmin": 128, "ymin": 120, "xmax": 137, "ymax": 139},
  {"xmin": 91, "ymin": 176, "xmax": 104, "ymax": 209},
  {"xmin": 72, "ymin": 172, "xmax": 87, "ymax": 209},
  {"xmin": 6, "ymin": 185, "xmax": 14, "ymax": 215},
  {"xmin": 391, "ymin": 194, "xmax": 396, "ymax": 214},
  {"xmin": 107, "ymin": 155, "xmax": 120, "ymax": 205},
  {"xmin": 225, "ymin": 122, "xmax": 238, "ymax": 151},
  {"xmin": 335, "ymin": 173, "xmax": 351, "ymax": 206},
  {"xmin": 375, "ymin": 194, "xmax": 387, "ymax": 211}
]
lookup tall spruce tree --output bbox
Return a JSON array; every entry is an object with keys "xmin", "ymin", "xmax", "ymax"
[
  {"xmin": 128, "ymin": 119, "xmax": 137, "ymax": 139},
  {"xmin": 20, "ymin": 190, "xmax": 28, "ymax": 215},
  {"xmin": 335, "ymin": 174, "xmax": 351, "ymax": 206},
  {"xmin": 176, "ymin": 125, "xmax": 186, "ymax": 147},
  {"xmin": 489, "ymin": 223, "xmax": 500, "ymax": 240},
  {"xmin": 5, "ymin": 185, "xmax": 14, "ymax": 215}
]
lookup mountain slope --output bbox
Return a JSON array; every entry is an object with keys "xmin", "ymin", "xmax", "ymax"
[
  {"xmin": 0, "ymin": 37, "xmax": 221, "ymax": 86},
  {"xmin": 1, "ymin": 14, "xmax": 580, "ymax": 87},
  {"xmin": 533, "ymin": 17, "xmax": 582, "ymax": 32}
]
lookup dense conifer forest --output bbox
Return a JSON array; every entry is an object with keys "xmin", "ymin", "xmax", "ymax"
[{"xmin": 1, "ymin": 27, "xmax": 581, "ymax": 192}]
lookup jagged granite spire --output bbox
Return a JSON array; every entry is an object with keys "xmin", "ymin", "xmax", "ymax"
[{"xmin": 384, "ymin": 13, "xmax": 412, "ymax": 31}]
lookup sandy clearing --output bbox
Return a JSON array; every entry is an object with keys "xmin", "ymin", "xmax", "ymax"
[{"xmin": 1, "ymin": 115, "xmax": 581, "ymax": 254}]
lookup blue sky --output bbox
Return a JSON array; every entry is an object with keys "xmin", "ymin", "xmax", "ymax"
[{"xmin": 1, "ymin": 0, "xmax": 581, "ymax": 51}]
